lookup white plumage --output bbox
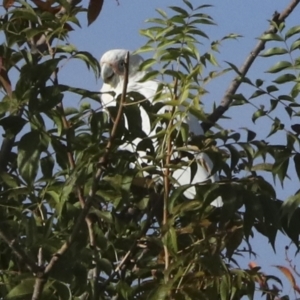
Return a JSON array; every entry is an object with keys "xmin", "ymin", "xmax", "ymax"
[{"xmin": 100, "ymin": 49, "xmax": 222, "ymax": 207}]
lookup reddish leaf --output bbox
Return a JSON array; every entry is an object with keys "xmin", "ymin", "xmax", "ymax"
[
  {"xmin": 87, "ymin": 0, "xmax": 104, "ymax": 26},
  {"xmin": 274, "ymin": 265, "xmax": 300, "ymax": 294},
  {"xmin": 3, "ymin": 0, "xmax": 15, "ymax": 9},
  {"xmin": 63, "ymin": 23, "xmax": 74, "ymax": 32},
  {"xmin": 32, "ymin": 0, "xmax": 61, "ymax": 14},
  {"xmin": 249, "ymin": 262, "xmax": 268, "ymax": 290},
  {"xmin": 0, "ymin": 57, "xmax": 12, "ymax": 98},
  {"xmin": 0, "ymin": 70, "xmax": 12, "ymax": 97},
  {"xmin": 248, "ymin": 261, "xmax": 259, "ymax": 269}
]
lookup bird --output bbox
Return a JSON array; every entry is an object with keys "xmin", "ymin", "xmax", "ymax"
[{"xmin": 99, "ymin": 49, "xmax": 222, "ymax": 207}]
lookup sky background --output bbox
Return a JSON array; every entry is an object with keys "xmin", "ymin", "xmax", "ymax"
[
  {"xmin": 60, "ymin": 0, "xmax": 300, "ymax": 298},
  {"xmin": 2, "ymin": 0, "xmax": 300, "ymax": 298}
]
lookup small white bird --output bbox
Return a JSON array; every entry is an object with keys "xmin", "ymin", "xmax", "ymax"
[{"xmin": 100, "ymin": 49, "xmax": 222, "ymax": 207}]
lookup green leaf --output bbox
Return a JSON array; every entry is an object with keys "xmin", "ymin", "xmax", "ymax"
[
  {"xmin": 17, "ymin": 131, "xmax": 41, "ymax": 184},
  {"xmin": 255, "ymin": 79, "xmax": 263, "ymax": 87},
  {"xmin": 294, "ymin": 154, "xmax": 300, "ymax": 181},
  {"xmin": 285, "ymin": 25, "xmax": 300, "ymax": 39},
  {"xmin": 266, "ymin": 61, "xmax": 292, "ymax": 73},
  {"xmin": 55, "ymin": 44, "xmax": 77, "ymax": 53},
  {"xmin": 183, "ymin": 0, "xmax": 193, "ymax": 10},
  {"xmin": 252, "ymin": 108, "xmax": 266, "ymax": 123},
  {"xmin": 51, "ymin": 137, "xmax": 69, "ymax": 170},
  {"xmin": 281, "ymin": 192, "xmax": 300, "ymax": 225},
  {"xmin": 169, "ymin": 6, "xmax": 189, "ymax": 17},
  {"xmin": 220, "ymin": 274, "xmax": 229, "ymax": 300},
  {"xmin": 40, "ymin": 155, "xmax": 55, "ymax": 178},
  {"xmin": 290, "ymin": 39, "xmax": 300, "ymax": 52},
  {"xmin": 260, "ymin": 47, "xmax": 288, "ymax": 57},
  {"xmin": 139, "ymin": 70, "xmax": 160, "ymax": 82},
  {"xmin": 163, "ymin": 227, "xmax": 178, "ymax": 255},
  {"xmin": 273, "ymin": 156, "xmax": 289, "ymax": 185},
  {"xmin": 226, "ymin": 144, "xmax": 240, "ymax": 171},
  {"xmin": 267, "ymin": 117, "xmax": 284, "ymax": 137},
  {"xmin": 52, "ymin": 281, "xmax": 71, "ymax": 299},
  {"xmin": 249, "ymin": 89, "xmax": 266, "ymax": 99},
  {"xmin": 140, "ymin": 58, "xmax": 157, "ymax": 70},
  {"xmin": 225, "ymin": 61, "xmax": 241, "ymax": 75},
  {"xmin": 246, "ymin": 279, "xmax": 255, "ymax": 300},
  {"xmin": 259, "ymin": 33, "xmax": 284, "ymax": 41},
  {"xmin": 156, "ymin": 8, "xmax": 168, "ymax": 19},
  {"xmin": 6, "ymin": 278, "xmax": 35, "ymax": 299},
  {"xmin": 59, "ymin": 84, "xmax": 100, "ymax": 101},
  {"xmin": 0, "ymin": 116, "xmax": 27, "ymax": 137},
  {"xmin": 273, "ymin": 73, "xmax": 296, "ymax": 84},
  {"xmin": 72, "ymin": 51, "xmax": 100, "ymax": 78},
  {"xmin": 98, "ymin": 258, "xmax": 112, "ymax": 276},
  {"xmin": 23, "ymin": 58, "xmax": 61, "ymax": 84},
  {"xmin": 266, "ymin": 85, "xmax": 279, "ymax": 93},
  {"xmin": 291, "ymin": 82, "xmax": 300, "ymax": 98}
]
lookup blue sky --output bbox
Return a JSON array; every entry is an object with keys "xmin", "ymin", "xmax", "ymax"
[{"xmin": 58, "ymin": 0, "xmax": 300, "ymax": 298}]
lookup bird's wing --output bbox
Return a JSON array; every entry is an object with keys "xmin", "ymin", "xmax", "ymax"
[
  {"xmin": 99, "ymin": 49, "xmax": 222, "ymax": 207},
  {"xmin": 172, "ymin": 152, "xmax": 223, "ymax": 207}
]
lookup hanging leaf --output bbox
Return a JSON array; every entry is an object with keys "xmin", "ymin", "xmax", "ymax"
[
  {"xmin": 273, "ymin": 73, "xmax": 296, "ymax": 84},
  {"xmin": 0, "ymin": 57, "xmax": 12, "ymax": 97},
  {"xmin": 259, "ymin": 33, "xmax": 283, "ymax": 41},
  {"xmin": 17, "ymin": 131, "xmax": 42, "ymax": 184},
  {"xmin": 291, "ymin": 124, "xmax": 300, "ymax": 134},
  {"xmin": 6, "ymin": 278, "xmax": 35, "ymax": 299},
  {"xmin": 32, "ymin": 0, "xmax": 61, "ymax": 14},
  {"xmin": 285, "ymin": 25, "xmax": 300, "ymax": 40},
  {"xmin": 274, "ymin": 265, "xmax": 300, "ymax": 294},
  {"xmin": 266, "ymin": 61, "xmax": 292, "ymax": 73},
  {"xmin": 3, "ymin": 0, "xmax": 15, "ymax": 8},
  {"xmin": 260, "ymin": 47, "xmax": 288, "ymax": 57},
  {"xmin": 294, "ymin": 153, "xmax": 300, "ymax": 181},
  {"xmin": 87, "ymin": 0, "xmax": 104, "ymax": 26}
]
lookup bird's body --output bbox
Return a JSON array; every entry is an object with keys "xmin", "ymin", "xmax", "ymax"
[{"xmin": 100, "ymin": 49, "xmax": 222, "ymax": 207}]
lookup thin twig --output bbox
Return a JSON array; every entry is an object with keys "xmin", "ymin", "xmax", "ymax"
[{"xmin": 201, "ymin": 0, "xmax": 300, "ymax": 133}]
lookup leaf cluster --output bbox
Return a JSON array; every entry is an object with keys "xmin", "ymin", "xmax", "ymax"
[{"xmin": 0, "ymin": 0, "xmax": 299, "ymax": 299}]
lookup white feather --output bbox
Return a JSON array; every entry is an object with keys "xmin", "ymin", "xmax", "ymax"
[{"xmin": 100, "ymin": 49, "xmax": 222, "ymax": 207}]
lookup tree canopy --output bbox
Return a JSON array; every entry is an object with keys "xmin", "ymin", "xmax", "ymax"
[{"xmin": 1, "ymin": 0, "xmax": 300, "ymax": 299}]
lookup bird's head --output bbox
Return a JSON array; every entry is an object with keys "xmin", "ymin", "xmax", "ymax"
[{"xmin": 100, "ymin": 49, "xmax": 144, "ymax": 89}]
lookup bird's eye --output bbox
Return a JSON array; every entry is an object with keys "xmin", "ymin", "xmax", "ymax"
[{"xmin": 118, "ymin": 60, "xmax": 125, "ymax": 72}]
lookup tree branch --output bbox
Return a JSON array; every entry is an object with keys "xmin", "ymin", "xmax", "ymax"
[
  {"xmin": 42, "ymin": 51, "xmax": 130, "ymax": 286},
  {"xmin": 201, "ymin": 0, "xmax": 300, "ymax": 133}
]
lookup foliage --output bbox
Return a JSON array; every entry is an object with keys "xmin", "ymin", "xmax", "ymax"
[{"xmin": 0, "ymin": 0, "xmax": 300, "ymax": 299}]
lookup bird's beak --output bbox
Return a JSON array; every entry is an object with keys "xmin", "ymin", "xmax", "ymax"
[{"xmin": 101, "ymin": 63, "xmax": 115, "ymax": 84}]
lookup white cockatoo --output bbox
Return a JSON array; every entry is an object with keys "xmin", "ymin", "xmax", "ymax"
[{"xmin": 99, "ymin": 49, "xmax": 222, "ymax": 207}]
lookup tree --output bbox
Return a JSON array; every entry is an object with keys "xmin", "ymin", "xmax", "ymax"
[{"xmin": 0, "ymin": 0, "xmax": 300, "ymax": 299}]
